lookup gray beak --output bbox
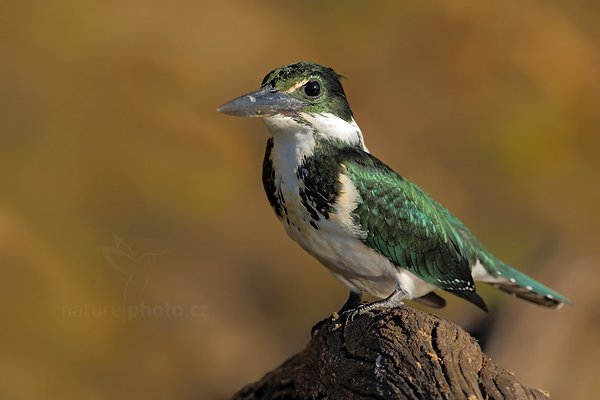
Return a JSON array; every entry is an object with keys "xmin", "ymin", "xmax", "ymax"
[{"xmin": 217, "ymin": 86, "xmax": 305, "ymax": 117}]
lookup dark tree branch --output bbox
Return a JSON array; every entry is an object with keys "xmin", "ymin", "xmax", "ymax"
[{"xmin": 232, "ymin": 307, "xmax": 550, "ymax": 400}]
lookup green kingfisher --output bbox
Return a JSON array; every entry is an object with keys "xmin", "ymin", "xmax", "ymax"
[{"xmin": 217, "ymin": 61, "xmax": 569, "ymax": 314}]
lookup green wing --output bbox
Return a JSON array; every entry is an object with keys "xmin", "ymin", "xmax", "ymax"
[{"xmin": 343, "ymin": 151, "xmax": 488, "ymax": 310}]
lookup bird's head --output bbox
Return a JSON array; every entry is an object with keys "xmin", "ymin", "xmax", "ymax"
[
  {"xmin": 218, "ymin": 61, "xmax": 353, "ymax": 123},
  {"xmin": 218, "ymin": 62, "xmax": 365, "ymax": 150}
]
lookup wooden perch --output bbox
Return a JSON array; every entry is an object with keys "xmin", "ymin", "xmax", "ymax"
[{"xmin": 232, "ymin": 307, "xmax": 550, "ymax": 400}]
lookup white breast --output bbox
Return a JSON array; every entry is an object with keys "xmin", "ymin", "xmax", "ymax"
[{"xmin": 264, "ymin": 114, "xmax": 436, "ymax": 299}]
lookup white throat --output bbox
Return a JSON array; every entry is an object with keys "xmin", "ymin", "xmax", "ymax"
[
  {"xmin": 264, "ymin": 112, "xmax": 368, "ymax": 164},
  {"xmin": 301, "ymin": 113, "xmax": 367, "ymax": 152}
]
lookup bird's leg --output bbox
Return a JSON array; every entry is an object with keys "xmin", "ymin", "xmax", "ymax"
[
  {"xmin": 346, "ymin": 285, "xmax": 408, "ymax": 322},
  {"xmin": 311, "ymin": 290, "xmax": 363, "ymax": 336},
  {"xmin": 338, "ymin": 290, "xmax": 363, "ymax": 313}
]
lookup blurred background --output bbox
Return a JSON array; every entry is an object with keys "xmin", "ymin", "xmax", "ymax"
[{"xmin": 1, "ymin": 1, "xmax": 599, "ymax": 399}]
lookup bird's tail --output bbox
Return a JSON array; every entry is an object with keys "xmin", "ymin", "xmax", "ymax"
[{"xmin": 487, "ymin": 259, "xmax": 571, "ymax": 309}]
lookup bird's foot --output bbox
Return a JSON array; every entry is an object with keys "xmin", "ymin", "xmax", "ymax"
[
  {"xmin": 311, "ymin": 289, "xmax": 362, "ymax": 335},
  {"xmin": 343, "ymin": 286, "xmax": 408, "ymax": 323}
]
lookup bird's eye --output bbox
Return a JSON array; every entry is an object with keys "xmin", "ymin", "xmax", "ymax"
[{"xmin": 304, "ymin": 81, "xmax": 321, "ymax": 97}]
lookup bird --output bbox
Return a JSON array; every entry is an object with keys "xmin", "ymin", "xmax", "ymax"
[{"xmin": 217, "ymin": 61, "xmax": 570, "ymax": 315}]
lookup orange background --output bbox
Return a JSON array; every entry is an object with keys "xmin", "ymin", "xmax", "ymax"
[{"xmin": 1, "ymin": 1, "xmax": 599, "ymax": 399}]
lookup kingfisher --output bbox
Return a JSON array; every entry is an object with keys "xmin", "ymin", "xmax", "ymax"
[{"xmin": 217, "ymin": 61, "xmax": 569, "ymax": 315}]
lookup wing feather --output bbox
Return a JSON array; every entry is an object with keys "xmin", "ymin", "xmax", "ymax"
[{"xmin": 341, "ymin": 149, "xmax": 487, "ymax": 310}]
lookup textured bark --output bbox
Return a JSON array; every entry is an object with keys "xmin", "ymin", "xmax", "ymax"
[{"xmin": 232, "ymin": 307, "xmax": 550, "ymax": 400}]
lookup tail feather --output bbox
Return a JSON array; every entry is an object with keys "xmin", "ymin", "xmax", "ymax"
[
  {"xmin": 491, "ymin": 282, "xmax": 564, "ymax": 308},
  {"xmin": 489, "ymin": 260, "xmax": 570, "ymax": 309}
]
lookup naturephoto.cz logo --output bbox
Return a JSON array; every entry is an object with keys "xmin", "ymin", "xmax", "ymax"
[{"xmin": 61, "ymin": 235, "xmax": 208, "ymax": 320}]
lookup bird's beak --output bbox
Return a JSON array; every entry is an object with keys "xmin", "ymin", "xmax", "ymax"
[{"xmin": 217, "ymin": 86, "xmax": 305, "ymax": 118}]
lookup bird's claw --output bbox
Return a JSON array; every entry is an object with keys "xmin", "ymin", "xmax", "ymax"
[
  {"xmin": 343, "ymin": 303, "xmax": 373, "ymax": 323},
  {"xmin": 343, "ymin": 299, "xmax": 406, "ymax": 323}
]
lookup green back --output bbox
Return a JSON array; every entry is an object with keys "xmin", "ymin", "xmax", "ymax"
[{"xmin": 344, "ymin": 151, "xmax": 488, "ymax": 309}]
